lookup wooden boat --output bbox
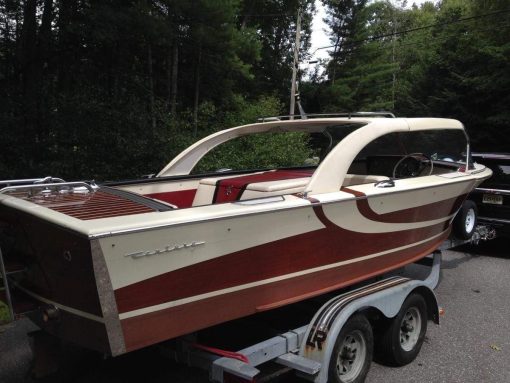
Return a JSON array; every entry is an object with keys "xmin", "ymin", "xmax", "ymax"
[{"xmin": 0, "ymin": 114, "xmax": 491, "ymax": 356}]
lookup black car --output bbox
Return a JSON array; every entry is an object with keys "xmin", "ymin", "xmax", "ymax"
[{"xmin": 459, "ymin": 153, "xmax": 510, "ymax": 239}]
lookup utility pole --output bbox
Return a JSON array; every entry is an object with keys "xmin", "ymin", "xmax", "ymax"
[
  {"xmin": 289, "ymin": 8, "xmax": 302, "ymax": 118},
  {"xmin": 391, "ymin": 0, "xmax": 396, "ymax": 111}
]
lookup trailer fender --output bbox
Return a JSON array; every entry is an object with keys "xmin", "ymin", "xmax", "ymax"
[{"xmin": 300, "ymin": 277, "xmax": 439, "ymax": 383}]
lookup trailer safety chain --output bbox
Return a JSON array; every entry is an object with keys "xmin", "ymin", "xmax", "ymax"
[{"xmin": 192, "ymin": 343, "xmax": 249, "ymax": 364}]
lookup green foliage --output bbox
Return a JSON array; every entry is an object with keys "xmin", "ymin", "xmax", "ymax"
[
  {"xmin": 223, "ymin": 94, "xmax": 282, "ymax": 127},
  {"xmin": 0, "ymin": 302, "xmax": 8, "ymax": 324},
  {"xmin": 183, "ymin": 95, "xmax": 314, "ymax": 173},
  {"xmin": 402, "ymin": 0, "xmax": 510, "ymax": 151},
  {"xmin": 240, "ymin": 0, "xmax": 315, "ymax": 100},
  {"xmin": 194, "ymin": 132, "xmax": 313, "ymax": 173},
  {"xmin": 45, "ymin": 91, "xmax": 174, "ymax": 181},
  {"xmin": 148, "ymin": 93, "xmax": 312, "ymax": 177},
  {"xmin": 315, "ymin": 0, "xmax": 399, "ymax": 111},
  {"xmin": 0, "ymin": 0, "xmax": 317, "ymax": 181}
]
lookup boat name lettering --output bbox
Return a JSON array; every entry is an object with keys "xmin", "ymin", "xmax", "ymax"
[{"xmin": 125, "ymin": 241, "xmax": 205, "ymax": 259}]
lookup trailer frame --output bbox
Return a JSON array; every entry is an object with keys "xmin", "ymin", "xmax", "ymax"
[{"xmin": 163, "ymin": 251, "xmax": 442, "ymax": 383}]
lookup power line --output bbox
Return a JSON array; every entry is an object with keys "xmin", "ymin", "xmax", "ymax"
[
  {"xmin": 240, "ymin": 13, "xmax": 295, "ymax": 18},
  {"xmin": 313, "ymin": 7, "xmax": 510, "ymax": 54},
  {"xmin": 327, "ymin": 20, "xmax": 510, "ymax": 58},
  {"xmin": 302, "ymin": 20, "xmax": 510, "ymax": 83}
]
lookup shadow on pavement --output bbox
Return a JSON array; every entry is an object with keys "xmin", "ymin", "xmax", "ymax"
[
  {"xmin": 456, "ymin": 238, "xmax": 508, "ymax": 258},
  {"xmin": 440, "ymin": 237, "xmax": 507, "ymax": 270}
]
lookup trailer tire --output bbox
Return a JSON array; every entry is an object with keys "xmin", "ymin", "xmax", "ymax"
[
  {"xmin": 453, "ymin": 200, "xmax": 477, "ymax": 240},
  {"xmin": 328, "ymin": 314, "xmax": 373, "ymax": 383},
  {"xmin": 378, "ymin": 293, "xmax": 427, "ymax": 366}
]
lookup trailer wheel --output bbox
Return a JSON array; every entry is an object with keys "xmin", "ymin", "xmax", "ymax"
[
  {"xmin": 453, "ymin": 200, "xmax": 477, "ymax": 240},
  {"xmin": 378, "ymin": 293, "xmax": 427, "ymax": 366},
  {"xmin": 328, "ymin": 314, "xmax": 373, "ymax": 383}
]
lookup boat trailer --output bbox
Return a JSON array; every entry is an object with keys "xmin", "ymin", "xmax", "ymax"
[
  {"xmin": 160, "ymin": 252, "xmax": 442, "ymax": 383},
  {"xmin": 1, "ymin": 249, "xmax": 442, "ymax": 382}
]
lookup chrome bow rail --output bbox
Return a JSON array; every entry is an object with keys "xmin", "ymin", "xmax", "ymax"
[
  {"xmin": 0, "ymin": 181, "xmax": 97, "ymax": 196},
  {"xmin": 0, "ymin": 176, "xmax": 65, "ymax": 188}
]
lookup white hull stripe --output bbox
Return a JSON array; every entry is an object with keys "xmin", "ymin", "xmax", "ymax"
[
  {"xmin": 323, "ymin": 201, "xmax": 455, "ymax": 233},
  {"xmin": 13, "ymin": 283, "xmax": 105, "ymax": 323},
  {"xmin": 118, "ymin": 230, "xmax": 446, "ymax": 320}
]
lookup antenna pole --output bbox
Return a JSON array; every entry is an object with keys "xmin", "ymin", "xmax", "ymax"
[{"xmin": 290, "ymin": 8, "xmax": 302, "ymax": 119}]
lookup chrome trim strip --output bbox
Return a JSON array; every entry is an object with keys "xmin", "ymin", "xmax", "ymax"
[
  {"xmin": 476, "ymin": 188, "xmax": 510, "ymax": 196},
  {"xmin": 234, "ymin": 196, "xmax": 285, "ymax": 205},
  {"xmin": 0, "ymin": 177, "xmax": 65, "ymax": 186},
  {"xmin": 91, "ymin": 240, "xmax": 126, "ymax": 355},
  {"xmin": 88, "ymin": 201, "xmax": 314, "ymax": 239},
  {"xmin": 308, "ymin": 277, "xmax": 410, "ymax": 345},
  {"xmin": 125, "ymin": 241, "xmax": 206, "ymax": 259},
  {"xmin": 317, "ymin": 277, "xmax": 409, "ymax": 330},
  {"xmin": 469, "ymin": 166, "xmax": 488, "ymax": 175}
]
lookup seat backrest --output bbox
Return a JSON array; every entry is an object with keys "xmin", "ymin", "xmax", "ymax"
[{"xmin": 192, "ymin": 171, "xmax": 312, "ymax": 206}]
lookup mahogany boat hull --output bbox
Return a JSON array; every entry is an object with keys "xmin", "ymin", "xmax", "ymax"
[{"xmin": 0, "ymin": 178, "xmax": 470, "ymax": 355}]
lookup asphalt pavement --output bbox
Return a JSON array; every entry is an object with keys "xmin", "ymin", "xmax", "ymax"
[
  {"xmin": 366, "ymin": 239, "xmax": 510, "ymax": 383},
  {"xmin": 0, "ymin": 239, "xmax": 508, "ymax": 383}
]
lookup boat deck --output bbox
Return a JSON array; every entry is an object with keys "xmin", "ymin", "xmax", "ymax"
[{"xmin": 13, "ymin": 189, "xmax": 158, "ymax": 220}]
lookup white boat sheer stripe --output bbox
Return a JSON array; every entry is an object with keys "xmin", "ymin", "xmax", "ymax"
[
  {"xmin": 100, "ymin": 205, "xmax": 326, "ymax": 290},
  {"xmin": 323, "ymin": 201, "xmax": 455, "ymax": 233},
  {"xmin": 86, "ymin": 195, "xmax": 311, "ymax": 237},
  {"xmin": 117, "ymin": 230, "xmax": 447, "ymax": 320},
  {"xmin": 362, "ymin": 178, "xmax": 475, "ymax": 214}
]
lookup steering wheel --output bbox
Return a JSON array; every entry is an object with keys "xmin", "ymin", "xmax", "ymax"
[{"xmin": 392, "ymin": 153, "xmax": 434, "ymax": 179}]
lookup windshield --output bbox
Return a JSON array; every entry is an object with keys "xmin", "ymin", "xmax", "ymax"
[
  {"xmin": 355, "ymin": 130, "xmax": 467, "ymax": 163},
  {"xmin": 191, "ymin": 123, "xmax": 364, "ymax": 174},
  {"xmin": 349, "ymin": 129, "xmax": 467, "ymax": 178}
]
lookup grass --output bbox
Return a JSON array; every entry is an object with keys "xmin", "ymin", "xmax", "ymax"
[{"xmin": 0, "ymin": 301, "xmax": 10, "ymax": 324}]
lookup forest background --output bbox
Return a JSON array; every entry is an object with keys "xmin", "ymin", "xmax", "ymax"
[{"xmin": 0, "ymin": 0, "xmax": 509, "ymax": 181}]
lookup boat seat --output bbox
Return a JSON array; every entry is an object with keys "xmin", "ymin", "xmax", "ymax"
[
  {"xmin": 192, "ymin": 173, "xmax": 390, "ymax": 207},
  {"xmin": 233, "ymin": 177, "xmax": 310, "ymax": 201},
  {"xmin": 192, "ymin": 173, "xmax": 264, "ymax": 206},
  {"xmin": 192, "ymin": 171, "xmax": 310, "ymax": 206}
]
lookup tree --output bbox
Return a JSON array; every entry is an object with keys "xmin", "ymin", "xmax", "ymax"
[
  {"xmin": 405, "ymin": 0, "xmax": 510, "ymax": 150},
  {"xmin": 239, "ymin": 0, "xmax": 315, "ymax": 104},
  {"xmin": 1, "ymin": 0, "xmax": 508, "ymax": 180}
]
